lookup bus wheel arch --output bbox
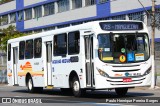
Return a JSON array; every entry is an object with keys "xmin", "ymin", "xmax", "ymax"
[
  {"xmin": 25, "ymin": 73, "xmax": 43, "ymax": 93},
  {"xmin": 26, "ymin": 73, "xmax": 35, "ymax": 93},
  {"xmin": 25, "ymin": 73, "xmax": 32, "ymax": 86},
  {"xmin": 69, "ymin": 71, "xmax": 85, "ymax": 97},
  {"xmin": 69, "ymin": 71, "xmax": 79, "ymax": 88}
]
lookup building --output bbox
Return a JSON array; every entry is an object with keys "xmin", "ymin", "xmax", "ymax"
[{"xmin": 0, "ymin": 0, "xmax": 160, "ymax": 57}]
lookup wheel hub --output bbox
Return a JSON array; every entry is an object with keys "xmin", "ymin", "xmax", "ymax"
[
  {"xmin": 28, "ymin": 79, "xmax": 32, "ymax": 90},
  {"xmin": 73, "ymin": 81, "xmax": 79, "ymax": 92}
]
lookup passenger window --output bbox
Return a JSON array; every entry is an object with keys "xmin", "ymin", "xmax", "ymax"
[
  {"xmin": 8, "ymin": 44, "xmax": 11, "ymax": 61},
  {"xmin": 34, "ymin": 38, "xmax": 42, "ymax": 58},
  {"xmin": 54, "ymin": 33, "xmax": 67, "ymax": 56},
  {"xmin": 25, "ymin": 39, "xmax": 33, "ymax": 59},
  {"xmin": 19, "ymin": 41, "xmax": 25, "ymax": 60},
  {"xmin": 68, "ymin": 31, "xmax": 80, "ymax": 55}
]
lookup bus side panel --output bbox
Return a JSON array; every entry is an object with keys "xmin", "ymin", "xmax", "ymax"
[
  {"xmin": 7, "ymin": 61, "xmax": 13, "ymax": 86},
  {"xmin": 52, "ymin": 35, "xmax": 85, "ymax": 88},
  {"xmin": 17, "ymin": 58, "xmax": 44, "ymax": 87}
]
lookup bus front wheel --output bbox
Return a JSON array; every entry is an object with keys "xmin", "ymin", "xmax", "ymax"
[
  {"xmin": 115, "ymin": 88, "xmax": 128, "ymax": 96},
  {"xmin": 72, "ymin": 77, "xmax": 85, "ymax": 97}
]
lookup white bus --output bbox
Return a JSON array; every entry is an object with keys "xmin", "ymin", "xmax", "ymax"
[{"xmin": 7, "ymin": 20, "xmax": 151, "ymax": 97}]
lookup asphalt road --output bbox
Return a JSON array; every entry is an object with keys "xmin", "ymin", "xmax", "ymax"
[{"xmin": 0, "ymin": 85, "xmax": 160, "ymax": 106}]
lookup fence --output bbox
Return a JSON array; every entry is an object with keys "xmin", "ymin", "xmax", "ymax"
[
  {"xmin": 0, "ymin": 69, "xmax": 7, "ymax": 83},
  {"xmin": 0, "ymin": 51, "xmax": 7, "ymax": 84}
]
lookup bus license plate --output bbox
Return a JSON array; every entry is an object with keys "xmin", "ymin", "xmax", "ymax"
[{"xmin": 123, "ymin": 78, "xmax": 132, "ymax": 82}]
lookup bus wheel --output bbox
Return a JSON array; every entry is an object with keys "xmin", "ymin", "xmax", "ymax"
[
  {"xmin": 115, "ymin": 88, "xmax": 128, "ymax": 96},
  {"xmin": 72, "ymin": 77, "xmax": 85, "ymax": 97},
  {"xmin": 27, "ymin": 76, "xmax": 35, "ymax": 93},
  {"xmin": 27, "ymin": 76, "xmax": 43, "ymax": 93}
]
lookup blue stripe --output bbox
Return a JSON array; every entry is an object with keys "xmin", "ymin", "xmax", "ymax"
[
  {"xmin": 155, "ymin": 38, "xmax": 160, "ymax": 42},
  {"xmin": 16, "ymin": 0, "xmax": 24, "ymax": 32},
  {"xmin": 96, "ymin": 0, "xmax": 110, "ymax": 18}
]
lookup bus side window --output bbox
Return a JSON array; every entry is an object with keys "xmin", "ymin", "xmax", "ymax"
[
  {"xmin": 25, "ymin": 39, "xmax": 33, "ymax": 59},
  {"xmin": 34, "ymin": 38, "xmax": 42, "ymax": 58},
  {"xmin": 19, "ymin": 41, "xmax": 25, "ymax": 60},
  {"xmin": 53, "ymin": 33, "xmax": 67, "ymax": 56},
  {"xmin": 68, "ymin": 31, "xmax": 80, "ymax": 55},
  {"xmin": 8, "ymin": 44, "xmax": 11, "ymax": 61}
]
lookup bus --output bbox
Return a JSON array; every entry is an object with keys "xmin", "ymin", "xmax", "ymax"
[{"xmin": 7, "ymin": 20, "xmax": 151, "ymax": 97}]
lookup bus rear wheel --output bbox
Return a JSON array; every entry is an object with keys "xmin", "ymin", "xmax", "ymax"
[
  {"xmin": 27, "ymin": 76, "xmax": 35, "ymax": 93},
  {"xmin": 72, "ymin": 77, "xmax": 85, "ymax": 97},
  {"xmin": 27, "ymin": 76, "xmax": 43, "ymax": 93},
  {"xmin": 115, "ymin": 88, "xmax": 128, "ymax": 96}
]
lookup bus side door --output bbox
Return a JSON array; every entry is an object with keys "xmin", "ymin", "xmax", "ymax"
[
  {"xmin": 46, "ymin": 41, "xmax": 52, "ymax": 86},
  {"xmin": 84, "ymin": 34, "xmax": 95, "ymax": 87},
  {"xmin": 12, "ymin": 46, "xmax": 18, "ymax": 85}
]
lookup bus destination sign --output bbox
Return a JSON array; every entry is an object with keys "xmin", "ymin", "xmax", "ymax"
[{"xmin": 99, "ymin": 22, "xmax": 143, "ymax": 31}]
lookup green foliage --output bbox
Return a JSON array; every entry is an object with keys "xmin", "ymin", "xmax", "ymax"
[
  {"xmin": 0, "ymin": 0, "xmax": 13, "ymax": 5},
  {"xmin": 0, "ymin": 25, "xmax": 26, "ymax": 52}
]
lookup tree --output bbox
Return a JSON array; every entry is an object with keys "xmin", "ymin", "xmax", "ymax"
[
  {"xmin": 0, "ymin": 0, "xmax": 13, "ymax": 5},
  {"xmin": 0, "ymin": 25, "xmax": 26, "ymax": 52}
]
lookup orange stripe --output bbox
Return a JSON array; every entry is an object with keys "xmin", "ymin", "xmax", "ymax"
[{"xmin": 8, "ymin": 73, "xmax": 12, "ymax": 77}]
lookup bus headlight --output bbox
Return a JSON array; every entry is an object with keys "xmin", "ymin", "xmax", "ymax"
[
  {"xmin": 96, "ymin": 68, "xmax": 109, "ymax": 77},
  {"xmin": 143, "ymin": 66, "xmax": 151, "ymax": 75}
]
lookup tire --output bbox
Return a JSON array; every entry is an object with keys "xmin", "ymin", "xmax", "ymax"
[
  {"xmin": 27, "ymin": 76, "xmax": 35, "ymax": 93},
  {"xmin": 27, "ymin": 76, "xmax": 43, "ymax": 93},
  {"xmin": 72, "ymin": 77, "xmax": 85, "ymax": 97},
  {"xmin": 115, "ymin": 88, "xmax": 128, "ymax": 96}
]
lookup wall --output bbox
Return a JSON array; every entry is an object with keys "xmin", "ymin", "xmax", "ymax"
[
  {"xmin": 24, "ymin": 0, "xmax": 46, "ymax": 7},
  {"xmin": 110, "ymin": 0, "xmax": 160, "ymax": 14},
  {"xmin": 0, "ymin": 1, "xmax": 16, "ymax": 14},
  {"xmin": 24, "ymin": 5, "xmax": 96, "ymax": 29}
]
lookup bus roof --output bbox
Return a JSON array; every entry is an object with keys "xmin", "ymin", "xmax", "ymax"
[{"xmin": 8, "ymin": 20, "xmax": 146, "ymax": 43}]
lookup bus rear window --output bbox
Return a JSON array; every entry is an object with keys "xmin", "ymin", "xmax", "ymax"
[
  {"xmin": 19, "ymin": 41, "xmax": 25, "ymax": 60},
  {"xmin": 34, "ymin": 38, "xmax": 42, "ymax": 58},
  {"xmin": 25, "ymin": 40, "xmax": 33, "ymax": 59}
]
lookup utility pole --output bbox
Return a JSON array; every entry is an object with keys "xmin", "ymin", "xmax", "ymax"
[{"xmin": 151, "ymin": 0, "xmax": 156, "ymax": 89}]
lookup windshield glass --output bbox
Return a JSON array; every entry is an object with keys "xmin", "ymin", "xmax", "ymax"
[{"xmin": 98, "ymin": 33, "xmax": 150, "ymax": 63}]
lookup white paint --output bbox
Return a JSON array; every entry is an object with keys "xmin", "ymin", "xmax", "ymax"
[
  {"xmin": 0, "ymin": 1, "xmax": 16, "ymax": 13},
  {"xmin": 24, "ymin": 0, "xmax": 46, "ymax": 7},
  {"xmin": 111, "ymin": 0, "xmax": 160, "ymax": 13},
  {"xmin": 24, "ymin": 5, "xmax": 96, "ymax": 29}
]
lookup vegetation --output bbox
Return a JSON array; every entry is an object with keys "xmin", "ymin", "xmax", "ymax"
[
  {"xmin": 0, "ymin": 0, "xmax": 13, "ymax": 5},
  {"xmin": 0, "ymin": 25, "xmax": 26, "ymax": 52}
]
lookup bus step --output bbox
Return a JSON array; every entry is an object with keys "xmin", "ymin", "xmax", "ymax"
[{"xmin": 46, "ymin": 85, "xmax": 54, "ymax": 89}]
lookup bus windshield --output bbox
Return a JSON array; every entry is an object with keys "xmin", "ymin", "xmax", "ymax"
[{"xmin": 98, "ymin": 33, "xmax": 150, "ymax": 63}]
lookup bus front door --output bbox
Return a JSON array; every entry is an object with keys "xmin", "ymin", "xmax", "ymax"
[
  {"xmin": 84, "ymin": 35, "xmax": 95, "ymax": 87},
  {"xmin": 13, "ymin": 47, "xmax": 18, "ymax": 85},
  {"xmin": 46, "ymin": 42, "xmax": 52, "ymax": 85}
]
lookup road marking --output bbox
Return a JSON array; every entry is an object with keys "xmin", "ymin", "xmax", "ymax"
[
  {"xmin": 14, "ymin": 96, "xmax": 22, "ymax": 97},
  {"xmin": 81, "ymin": 103, "xmax": 137, "ymax": 106}
]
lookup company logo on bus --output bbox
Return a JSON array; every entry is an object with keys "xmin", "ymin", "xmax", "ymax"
[{"xmin": 124, "ymin": 72, "xmax": 141, "ymax": 77}]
